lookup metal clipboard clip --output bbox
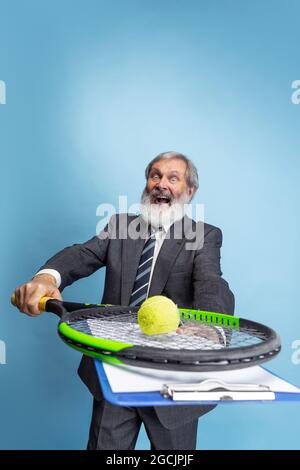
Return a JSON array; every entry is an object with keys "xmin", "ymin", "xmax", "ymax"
[{"xmin": 161, "ymin": 378, "xmax": 273, "ymax": 401}]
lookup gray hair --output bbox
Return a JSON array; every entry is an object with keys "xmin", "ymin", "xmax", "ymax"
[{"xmin": 145, "ymin": 151, "xmax": 199, "ymax": 196}]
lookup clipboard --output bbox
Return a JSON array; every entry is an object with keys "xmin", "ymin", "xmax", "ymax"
[{"xmin": 94, "ymin": 360, "xmax": 300, "ymax": 407}]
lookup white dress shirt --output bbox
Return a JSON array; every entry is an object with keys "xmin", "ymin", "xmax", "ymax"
[{"xmin": 147, "ymin": 222, "xmax": 172, "ymax": 296}]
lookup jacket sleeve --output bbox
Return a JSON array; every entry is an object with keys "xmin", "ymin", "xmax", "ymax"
[
  {"xmin": 38, "ymin": 216, "xmax": 115, "ymax": 291},
  {"xmin": 192, "ymin": 226, "xmax": 234, "ymax": 315}
]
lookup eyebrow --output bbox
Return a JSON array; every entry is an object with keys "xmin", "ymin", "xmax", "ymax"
[{"xmin": 150, "ymin": 168, "xmax": 181, "ymax": 175}]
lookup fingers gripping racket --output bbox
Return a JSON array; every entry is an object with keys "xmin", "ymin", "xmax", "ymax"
[{"xmin": 11, "ymin": 296, "xmax": 281, "ymax": 372}]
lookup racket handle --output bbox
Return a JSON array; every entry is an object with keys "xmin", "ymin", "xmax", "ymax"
[
  {"xmin": 11, "ymin": 293, "xmax": 112, "ymax": 317},
  {"xmin": 11, "ymin": 293, "xmax": 58, "ymax": 313},
  {"xmin": 10, "ymin": 293, "xmax": 16, "ymax": 306}
]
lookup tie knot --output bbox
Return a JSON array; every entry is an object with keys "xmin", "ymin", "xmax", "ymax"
[{"xmin": 148, "ymin": 225, "xmax": 163, "ymax": 235}]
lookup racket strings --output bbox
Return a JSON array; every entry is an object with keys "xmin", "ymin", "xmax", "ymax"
[
  {"xmin": 71, "ymin": 319, "xmax": 223, "ymax": 350},
  {"xmin": 67, "ymin": 309, "xmax": 267, "ymax": 351}
]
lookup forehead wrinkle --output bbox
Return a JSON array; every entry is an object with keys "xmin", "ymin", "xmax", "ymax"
[{"xmin": 150, "ymin": 168, "xmax": 184, "ymax": 177}]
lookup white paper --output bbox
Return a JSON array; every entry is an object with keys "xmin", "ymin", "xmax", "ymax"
[
  {"xmin": 102, "ymin": 362, "xmax": 300, "ymax": 399},
  {"xmin": 171, "ymin": 391, "xmax": 276, "ymax": 401}
]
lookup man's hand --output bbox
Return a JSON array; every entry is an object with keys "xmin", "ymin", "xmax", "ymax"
[{"xmin": 13, "ymin": 274, "xmax": 62, "ymax": 316}]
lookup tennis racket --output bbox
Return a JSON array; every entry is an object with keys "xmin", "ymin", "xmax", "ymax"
[{"xmin": 11, "ymin": 295, "xmax": 281, "ymax": 372}]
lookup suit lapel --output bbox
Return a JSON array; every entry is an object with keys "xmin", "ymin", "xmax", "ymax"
[
  {"xmin": 148, "ymin": 215, "xmax": 191, "ymax": 297},
  {"xmin": 121, "ymin": 214, "xmax": 195, "ymax": 304},
  {"xmin": 121, "ymin": 216, "xmax": 148, "ymax": 305}
]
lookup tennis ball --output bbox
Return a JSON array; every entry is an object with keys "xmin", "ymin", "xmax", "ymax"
[{"xmin": 137, "ymin": 296, "xmax": 180, "ymax": 335}]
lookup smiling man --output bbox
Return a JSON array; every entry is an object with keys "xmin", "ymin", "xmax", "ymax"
[{"xmin": 13, "ymin": 151, "xmax": 234, "ymax": 450}]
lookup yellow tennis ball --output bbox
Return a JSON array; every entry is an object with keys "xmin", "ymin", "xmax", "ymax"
[{"xmin": 137, "ymin": 296, "xmax": 180, "ymax": 335}]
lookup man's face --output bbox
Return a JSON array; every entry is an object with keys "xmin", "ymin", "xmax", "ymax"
[{"xmin": 146, "ymin": 158, "xmax": 193, "ymax": 205}]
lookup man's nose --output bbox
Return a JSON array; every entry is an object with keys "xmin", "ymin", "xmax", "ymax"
[{"xmin": 156, "ymin": 176, "xmax": 169, "ymax": 191}]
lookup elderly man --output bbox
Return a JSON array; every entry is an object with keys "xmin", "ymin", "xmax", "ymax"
[{"xmin": 13, "ymin": 151, "xmax": 234, "ymax": 450}]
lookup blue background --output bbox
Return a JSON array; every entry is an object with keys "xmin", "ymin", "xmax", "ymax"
[{"xmin": 1, "ymin": 0, "xmax": 299, "ymax": 449}]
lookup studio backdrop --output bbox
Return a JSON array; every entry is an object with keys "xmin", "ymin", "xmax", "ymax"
[{"xmin": 0, "ymin": 0, "xmax": 299, "ymax": 449}]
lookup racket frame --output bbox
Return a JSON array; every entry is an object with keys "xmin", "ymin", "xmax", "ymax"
[{"xmin": 49, "ymin": 301, "xmax": 281, "ymax": 372}]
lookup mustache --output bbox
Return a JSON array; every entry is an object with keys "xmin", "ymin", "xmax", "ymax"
[{"xmin": 149, "ymin": 188, "xmax": 174, "ymax": 202}]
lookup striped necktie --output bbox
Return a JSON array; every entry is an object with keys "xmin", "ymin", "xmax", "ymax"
[{"xmin": 129, "ymin": 228, "xmax": 160, "ymax": 307}]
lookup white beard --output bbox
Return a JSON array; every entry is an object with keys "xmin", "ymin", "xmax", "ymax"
[{"xmin": 140, "ymin": 189, "xmax": 190, "ymax": 229}]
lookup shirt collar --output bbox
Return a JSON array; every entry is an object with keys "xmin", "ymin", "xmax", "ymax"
[{"xmin": 150, "ymin": 215, "xmax": 185, "ymax": 235}]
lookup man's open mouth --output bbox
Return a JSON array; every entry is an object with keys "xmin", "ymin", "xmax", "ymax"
[{"xmin": 153, "ymin": 195, "xmax": 171, "ymax": 205}]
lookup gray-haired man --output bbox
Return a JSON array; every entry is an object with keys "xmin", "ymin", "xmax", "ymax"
[{"xmin": 13, "ymin": 151, "xmax": 234, "ymax": 450}]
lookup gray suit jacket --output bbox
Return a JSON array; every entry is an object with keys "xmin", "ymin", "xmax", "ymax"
[{"xmin": 40, "ymin": 213, "xmax": 234, "ymax": 429}]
